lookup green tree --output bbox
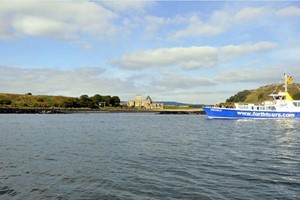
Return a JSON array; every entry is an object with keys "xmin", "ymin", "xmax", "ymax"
[
  {"xmin": 91, "ymin": 94, "xmax": 102, "ymax": 106},
  {"xmin": 102, "ymin": 95, "xmax": 111, "ymax": 106},
  {"xmin": 62, "ymin": 99, "xmax": 77, "ymax": 108},
  {"xmin": 88, "ymin": 101, "xmax": 98, "ymax": 109},
  {"xmin": 110, "ymin": 96, "xmax": 120, "ymax": 107},
  {"xmin": 79, "ymin": 94, "xmax": 90, "ymax": 107}
]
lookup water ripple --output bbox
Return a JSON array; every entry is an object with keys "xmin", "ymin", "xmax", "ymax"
[{"xmin": 0, "ymin": 114, "xmax": 299, "ymax": 199}]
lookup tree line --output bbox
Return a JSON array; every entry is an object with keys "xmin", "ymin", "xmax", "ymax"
[{"xmin": 62, "ymin": 94, "xmax": 120, "ymax": 108}]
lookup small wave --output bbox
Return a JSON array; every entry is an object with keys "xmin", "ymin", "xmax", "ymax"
[{"xmin": 0, "ymin": 186, "xmax": 16, "ymax": 196}]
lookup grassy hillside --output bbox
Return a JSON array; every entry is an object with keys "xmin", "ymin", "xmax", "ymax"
[
  {"xmin": 226, "ymin": 83, "xmax": 300, "ymax": 104},
  {"xmin": 0, "ymin": 93, "xmax": 73, "ymax": 108},
  {"xmin": 0, "ymin": 93, "xmax": 121, "ymax": 109}
]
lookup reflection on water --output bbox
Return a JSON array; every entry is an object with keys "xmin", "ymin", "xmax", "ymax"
[
  {"xmin": 272, "ymin": 119, "xmax": 299, "ymax": 168},
  {"xmin": 274, "ymin": 118, "xmax": 298, "ymax": 130}
]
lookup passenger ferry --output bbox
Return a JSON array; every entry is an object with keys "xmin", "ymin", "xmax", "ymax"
[{"xmin": 204, "ymin": 74, "xmax": 300, "ymax": 119}]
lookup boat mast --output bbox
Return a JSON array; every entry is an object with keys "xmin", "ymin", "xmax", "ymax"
[{"xmin": 284, "ymin": 73, "xmax": 288, "ymax": 92}]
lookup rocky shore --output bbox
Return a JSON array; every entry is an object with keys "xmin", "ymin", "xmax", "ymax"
[
  {"xmin": 0, "ymin": 108, "xmax": 66, "ymax": 114},
  {"xmin": 158, "ymin": 110, "xmax": 205, "ymax": 115}
]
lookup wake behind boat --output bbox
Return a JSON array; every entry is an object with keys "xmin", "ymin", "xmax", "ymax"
[{"xmin": 204, "ymin": 74, "xmax": 300, "ymax": 119}]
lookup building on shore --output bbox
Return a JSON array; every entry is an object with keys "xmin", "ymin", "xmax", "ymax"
[{"xmin": 127, "ymin": 94, "xmax": 163, "ymax": 109}]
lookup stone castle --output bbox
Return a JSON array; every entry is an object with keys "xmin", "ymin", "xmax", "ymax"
[{"xmin": 127, "ymin": 94, "xmax": 163, "ymax": 109}]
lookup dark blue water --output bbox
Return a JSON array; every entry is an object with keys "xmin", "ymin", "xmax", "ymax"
[{"xmin": 1, "ymin": 113, "xmax": 299, "ymax": 199}]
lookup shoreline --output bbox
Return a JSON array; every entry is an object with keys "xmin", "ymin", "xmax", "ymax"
[{"xmin": 0, "ymin": 107, "xmax": 205, "ymax": 115}]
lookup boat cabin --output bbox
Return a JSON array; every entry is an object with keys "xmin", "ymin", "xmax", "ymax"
[
  {"xmin": 233, "ymin": 91, "xmax": 300, "ymax": 111},
  {"xmin": 234, "ymin": 103, "xmax": 276, "ymax": 111}
]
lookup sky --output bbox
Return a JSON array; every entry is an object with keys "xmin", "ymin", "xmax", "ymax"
[{"xmin": 1, "ymin": 0, "xmax": 300, "ymax": 104}]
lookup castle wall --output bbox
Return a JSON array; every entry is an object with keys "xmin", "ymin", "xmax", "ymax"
[{"xmin": 127, "ymin": 95, "xmax": 163, "ymax": 109}]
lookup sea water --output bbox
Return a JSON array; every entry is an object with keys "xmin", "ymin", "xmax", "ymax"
[{"xmin": 0, "ymin": 113, "xmax": 299, "ymax": 199}]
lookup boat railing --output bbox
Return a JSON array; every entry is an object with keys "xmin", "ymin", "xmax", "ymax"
[{"xmin": 235, "ymin": 103, "xmax": 277, "ymax": 111}]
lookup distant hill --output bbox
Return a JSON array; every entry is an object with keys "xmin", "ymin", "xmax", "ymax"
[{"xmin": 226, "ymin": 83, "xmax": 300, "ymax": 104}]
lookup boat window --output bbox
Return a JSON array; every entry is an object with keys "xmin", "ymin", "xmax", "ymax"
[
  {"xmin": 266, "ymin": 106, "xmax": 276, "ymax": 110},
  {"xmin": 239, "ymin": 105, "xmax": 249, "ymax": 109},
  {"xmin": 293, "ymin": 102, "xmax": 300, "ymax": 107}
]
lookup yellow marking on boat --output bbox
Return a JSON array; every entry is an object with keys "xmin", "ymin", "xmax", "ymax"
[{"xmin": 278, "ymin": 92, "xmax": 293, "ymax": 100}]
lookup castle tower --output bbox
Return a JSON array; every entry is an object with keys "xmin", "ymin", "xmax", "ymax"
[{"xmin": 135, "ymin": 94, "xmax": 142, "ymax": 101}]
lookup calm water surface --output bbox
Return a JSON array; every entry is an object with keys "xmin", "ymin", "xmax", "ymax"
[{"xmin": 1, "ymin": 113, "xmax": 299, "ymax": 199}]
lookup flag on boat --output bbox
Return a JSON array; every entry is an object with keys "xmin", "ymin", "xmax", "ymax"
[{"xmin": 287, "ymin": 76, "xmax": 293, "ymax": 84}]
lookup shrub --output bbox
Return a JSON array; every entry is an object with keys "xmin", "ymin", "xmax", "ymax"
[{"xmin": 0, "ymin": 99, "xmax": 12, "ymax": 105}]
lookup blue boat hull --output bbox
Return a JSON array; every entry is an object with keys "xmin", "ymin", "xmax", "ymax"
[{"xmin": 204, "ymin": 107, "xmax": 300, "ymax": 119}]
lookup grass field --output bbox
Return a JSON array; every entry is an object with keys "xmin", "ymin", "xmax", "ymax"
[{"xmin": 0, "ymin": 93, "xmax": 73, "ymax": 108}]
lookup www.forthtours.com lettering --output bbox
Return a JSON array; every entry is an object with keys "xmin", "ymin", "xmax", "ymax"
[{"xmin": 237, "ymin": 111, "xmax": 295, "ymax": 118}]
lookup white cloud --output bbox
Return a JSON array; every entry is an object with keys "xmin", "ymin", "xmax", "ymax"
[
  {"xmin": 166, "ymin": 11, "xmax": 231, "ymax": 40},
  {"xmin": 0, "ymin": 66, "xmax": 134, "ymax": 97},
  {"xmin": 110, "ymin": 46, "xmax": 217, "ymax": 69},
  {"xmin": 220, "ymin": 42, "xmax": 277, "ymax": 61},
  {"xmin": 12, "ymin": 16, "xmax": 70, "ymax": 38},
  {"xmin": 214, "ymin": 64, "xmax": 300, "ymax": 84},
  {"xmin": 146, "ymin": 6, "xmax": 299, "ymax": 40},
  {"xmin": 100, "ymin": 1, "xmax": 155, "ymax": 13},
  {"xmin": 157, "ymin": 75, "xmax": 216, "ymax": 89},
  {"xmin": 234, "ymin": 7, "xmax": 267, "ymax": 22},
  {"xmin": 277, "ymin": 6, "xmax": 300, "ymax": 17},
  {"xmin": 110, "ymin": 42, "xmax": 277, "ymax": 70},
  {"xmin": 214, "ymin": 68, "xmax": 272, "ymax": 83},
  {"xmin": 0, "ymin": 1, "xmax": 118, "ymax": 43},
  {"xmin": 165, "ymin": 7, "xmax": 269, "ymax": 40}
]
